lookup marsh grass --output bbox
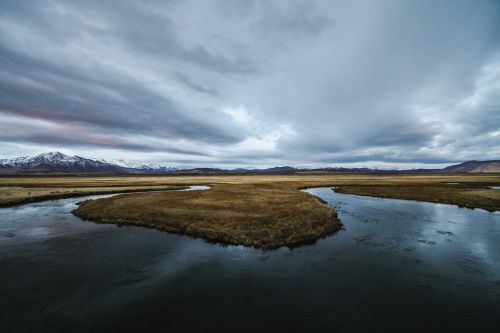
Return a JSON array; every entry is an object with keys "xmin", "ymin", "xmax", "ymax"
[
  {"xmin": 1, "ymin": 173, "xmax": 499, "ymax": 248},
  {"xmin": 72, "ymin": 183, "xmax": 341, "ymax": 249},
  {"xmin": 335, "ymin": 184, "xmax": 500, "ymax": 212},
  {"xmin": 0, "ymin": 185, "xmax": 188, "ymax": 207}
]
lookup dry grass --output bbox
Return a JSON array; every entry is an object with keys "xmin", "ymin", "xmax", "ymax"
[
  {"xmin": 0, "ymin": 184, "xmax": 188, "ymax": 207},
  {"xmin": 335, "ymin": 184, "xmax": 500, "ymax": 212},
  {"xmin": 72, "ymin": 183, "xmax": 341, "ymax": 249},
  {"xmin": 1, "ymin": 173, "xmax": 499, "ymax": 248},
  {"xmin": 2, "ymin": 173, "xmax": 498, "ymax": 207}
]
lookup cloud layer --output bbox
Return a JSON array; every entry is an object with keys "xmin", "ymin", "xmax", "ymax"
[{"xmin": 1, "ymin": 0, "xmax": 499, "ymax": 167}]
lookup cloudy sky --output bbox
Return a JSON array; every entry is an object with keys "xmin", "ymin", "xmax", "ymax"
[{"xmin": 0, "ymin": 0, "xmax": 499, "ymax": 168}]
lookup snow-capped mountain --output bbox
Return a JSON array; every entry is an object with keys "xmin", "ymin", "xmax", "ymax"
[
  {"xmin": 1, "ymin": 152, "xmax": 497, "ymax": 174},
  {"xmin": 101, "ymin": 159, "xmax": 179, "ymax": 172},
  {"xmin": 0, "ymin": 152, "xmax": 124, "ymax": 173},
  {"xmin": 0, "ymin": 152, "xmax": 177, "ymax": 173}
]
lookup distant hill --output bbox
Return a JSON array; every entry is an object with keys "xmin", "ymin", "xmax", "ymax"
[
  {"xmin": 441, "ymin": 160, "xmax": 500, "ymax": 173},
  {"xmin": 0, "ymin": 152, "xmax": 123, "ymax": 173},
  {"xmin": 1, "ymin": 152, "xmax": 499, "ymax": 174},
  {"xmin": 0, "ymin": 152, "xmax": 177, "ymax": 174}
]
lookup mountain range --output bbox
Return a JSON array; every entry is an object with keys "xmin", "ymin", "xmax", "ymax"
[
  {"xmin": 0, "ymin": 152, "xmax": 178, "ymax": 174},
  {"xmin": 0, "ymin": 152, "xmax": 499, "ymax": 174}
]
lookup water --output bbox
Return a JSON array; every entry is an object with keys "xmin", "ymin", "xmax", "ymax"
[{"xmin": 0, "ymin": 187, "xmax": 499, "ymax": 332}]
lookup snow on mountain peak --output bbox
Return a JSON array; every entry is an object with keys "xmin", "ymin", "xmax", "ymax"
[
  {"xmin": 102, "ymin": 159, "xmax": 178, "ymax": 171},
  {"xmin": 0, "ymin": 152, "xmax": 177, "ymax": 172},
  {"xmin": 39, "ymin": 151, "xmax": 66, "ymax": 158},
  {"xmin": 31, "ymin": 151, "xmax": 84, "ymax": 164}
]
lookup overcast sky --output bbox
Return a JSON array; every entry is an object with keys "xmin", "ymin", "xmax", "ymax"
[{"xmin": 0, "ymin": 0, "xmax": 499, "ymax": 168}]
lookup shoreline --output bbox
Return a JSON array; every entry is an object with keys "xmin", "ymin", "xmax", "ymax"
[
  {"xmin": 1, "ymin": 173, "xmax": 498, "ymax": 249},
  {"xmin": 0, "ymin": 186, "xmax": 189, "ymax": 208},
  {"xmin": 72, "ymin": 183, "xmax": 342, "ymax": 250},
  {"xmin": 333, "ymin": 185, "xmax": 499, "ymax": 212}
]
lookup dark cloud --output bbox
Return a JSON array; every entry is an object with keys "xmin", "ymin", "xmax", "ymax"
[
  {"xmin": 255, "ymin": 1, "xmax": 335, "ymax": 38},
  {"xmin": 171, "ymin": 72, "xmax": 220, "ymax": 96},
  {"xmin": 0, "ymin": 46, "xmax": 242, "ymax": 144},
  {"xmin": 112, "ymin": 9, "xmax": 257, "ymax": 74},
  {"xmin": 0, "ymin": 112, "xmax": 211, "ymax": 155},
  {"xmin": 0, "ymin": 0, "xmax": 499, "ymax": 166}
]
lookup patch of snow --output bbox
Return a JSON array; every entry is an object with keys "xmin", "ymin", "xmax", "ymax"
[{"xmin": 103, "ymin": 159, "xmax": 178, "ymax": 171}]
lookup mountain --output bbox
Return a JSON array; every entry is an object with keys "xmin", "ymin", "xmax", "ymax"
[
  {"xmin": 259, "ymin": 166, "xmax": 299, "ymax": 173},
  {"xmin": 0, "ymin": 152, "xmax": 124, "ymax": 173},
  {"xmin": 441, "ymin": 160, "xmax": 500, "ymax": 173},
  {"xmin": 0, "ymin": 152, "xmax": 177, "ymax": 173},
  {"xmin": 102, "ymin": 159, "xmax": 179, "ymax": 173},
  {"xmin": 1, "ymin": 152, "xmax": 499, "ymax": 174}
]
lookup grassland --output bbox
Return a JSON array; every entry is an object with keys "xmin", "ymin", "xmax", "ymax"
[
  {"xmin": 73, "ymin": 182, "xmax": 340, "ymax": 249},
  {"xmin": 335, "ymin": 184, "xmax": 500, "ymax": 212},
  {"xmin": 0, "ymin": 181, "xmax": 189, "ymax": 208},
  {"xmin": 1, "ymin": 173, "xmax": 499, "ymax": 248}
]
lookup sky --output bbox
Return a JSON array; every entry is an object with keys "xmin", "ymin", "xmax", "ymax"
[{"xmin": 0, "ymin": 0, "xmax": 499, "ymax": 168}]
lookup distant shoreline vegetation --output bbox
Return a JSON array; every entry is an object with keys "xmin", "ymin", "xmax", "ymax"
[{"xmin": 1, "ymin": 174, "xmax": 498, "ymax": 249}]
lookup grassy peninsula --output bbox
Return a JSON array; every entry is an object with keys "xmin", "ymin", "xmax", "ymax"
[
  {"xmin": 1, "ymin": 173, "xmax": 499, "ymax": 248},
  {"xmin": 72, "ymin": 183, "xmax": 341, "ymax": 249}
]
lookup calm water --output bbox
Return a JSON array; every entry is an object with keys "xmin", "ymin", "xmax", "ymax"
[{"xmin": 0, "ymin": 187, "xmax": 499, "ymax": 332}]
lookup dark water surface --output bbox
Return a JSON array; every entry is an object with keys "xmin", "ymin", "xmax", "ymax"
[{"xmin": 1, "ymin": 187, "xmax": 499, "ymax": 332}]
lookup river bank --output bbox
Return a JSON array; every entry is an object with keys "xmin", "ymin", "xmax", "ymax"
[
  {"xmin": 1, "ymin": 187, "xmax": 500, "ymax": 331},
  {"xmin": 73, "ymin": 183, "xmax": 341, "ymax": 249}
]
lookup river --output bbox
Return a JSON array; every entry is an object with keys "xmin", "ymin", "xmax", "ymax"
[{"xmin": 0, "ymin": 186, "xmax": 499, "ymax": 332}]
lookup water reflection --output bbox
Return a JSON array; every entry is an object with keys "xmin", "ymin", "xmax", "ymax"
[{"xmin": 0, "ymin": 187, "xmax": 499, "ymax": 332}]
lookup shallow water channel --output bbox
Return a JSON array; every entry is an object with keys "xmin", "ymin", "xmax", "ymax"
[{"xmin": 0, "ymin": 186, "xmax": 499, "ymax": 332}]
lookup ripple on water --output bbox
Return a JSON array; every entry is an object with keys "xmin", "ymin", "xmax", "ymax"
[{"xmin": 0, "ymin": 186, "xmax": 499, "ymax": 332}]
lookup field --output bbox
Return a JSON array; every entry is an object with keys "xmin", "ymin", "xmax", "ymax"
[{"xmin": 1, "ymin": 173, "xmax": 500, "ymax": 248}]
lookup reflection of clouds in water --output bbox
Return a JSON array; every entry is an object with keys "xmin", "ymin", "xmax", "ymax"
[
  {"xmin": 0, "ymin": 186, "xmax": 211, "ymax": 244},
  {"xmin": 310, "ymin": 187, "xmax": 500, "ymax": 280},
  {"xmin": 2, "ymin": 186, "xmax": 499, "ymax": 283},
  {"xmin": 180, "ymin": 185, "xmax": 211, "ymax": 191},
  {"xmin": 1, "ymin": 185, "xmax": 500, "ymax": 332},
  {"xmin": 0, "ymin": 195, "xmax": 111, "ymax": 243},
  {"xmin": 469, "ymin": 241, "xmax": 496, "ymax": 272},
  {"xmin": 21, "ymin": 227, "xmax": 51, "ymax": 237},
  {"xmin": 430, "ymin": 203, "xmax": 469, "ymax": 236},
  {"xmin": 422, "ymin": 201, "xmax": 500, "ymax": 277}
]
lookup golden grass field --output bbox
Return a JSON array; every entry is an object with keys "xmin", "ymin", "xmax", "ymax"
[
  {"xmin": 73, "ymin": 182, "xmax": 341, "ymax": 249},
  {"xmin": 1, "ymin": 173, "xmax": 499, "ymax": 248}
]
